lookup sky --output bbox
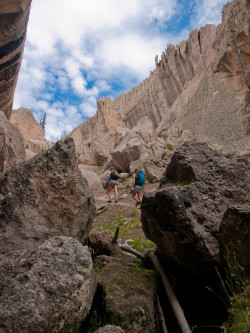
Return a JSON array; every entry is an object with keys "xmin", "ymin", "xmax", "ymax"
[{"xmin": 13, "ymin": 0, "xmax": 231, "ymax": 142}]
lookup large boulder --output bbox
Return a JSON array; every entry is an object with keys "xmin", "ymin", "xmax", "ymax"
[
  {"xmin": 0, "ymin": 111, "xmax": 25, "ymax": 173},
  {"xmin": 0, "ymin": 138, "xmax": 95, "ymax": 254},
  {"xmin": 141, "ymin": 142, "xmax": 250, "ymax": 278},
  {"xmin": 111, "ymin": 117, "xmax": 165, "ymax": 173},
  {"xmin": 219, "ymin": 205, "xmax": 250, "ymax": 274},
  {"xmin": 93, "ymin": 255, "xmax": 160, "ymax": 333},
  {"xmin": 78, "ymin": 166, "xmax": 105, "ymax": 195},
  {"xmin": 0, "ymin": 236, "xmax": 96, "ymax": 333},
  {"xmin": 111, "ymin": 131, "xmax": 147, "ymax": 172}
]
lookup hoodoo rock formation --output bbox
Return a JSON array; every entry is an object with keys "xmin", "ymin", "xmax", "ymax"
[
  {"xmin": 10, "ymin": 107, "xmax": 53, "ymax": 158},
  {"xmin": 0, "ymin": 0, "xmax": 31, "ymax": 118},
  {"xmin": 68, "ymin": 0, "xmax": 249, "ymax": 177}
]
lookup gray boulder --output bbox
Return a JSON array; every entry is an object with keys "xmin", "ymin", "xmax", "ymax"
[
  {"xmin": 78, "ymin": 166, "xmax": 105, "ymax": 195},
  {"xmin": 93, "ymin": 255, "xmax": 160, "ymax": 333},
  {"xmin": 141, "ymin": 142, "xmax": 250, "ymax": 278},
  {"xmin": 0, "ymin": 138, "xmax": 95, "ymax": 254},
  {"xmin": 219, "ymin": 205, "xmax": 250, "ymax": 274},
  {"xmin": 111, "ymin": 117, "xmax": 165, "ymax": 173},
  {"xmin": 0, "ymin": 236, "xmax": 96, "ymax": 333}
]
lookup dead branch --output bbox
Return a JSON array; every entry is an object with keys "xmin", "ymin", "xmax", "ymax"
[
  {"xmin": 112, "ymin": 227, "xmax": 120, "ymax": 243},
  {"xmin": 148, "ymin": 251, "xmax": 191, "ymax": 333},
  {"xmin": 118, "ymin": 243, "xmax": 191, "ymax": 332},
  {"xmin": 118, "ymin": 242, "xmax": 145, "ymax": 259},
  {"xmin": 157, "ymin": 296, "xmax": 168, "ymax": 333}
]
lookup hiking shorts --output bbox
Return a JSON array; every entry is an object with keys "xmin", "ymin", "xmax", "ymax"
[
  {"xmin": 108, "ymin": 180, "xmax": 118, "ymax": 187},
  {"xmin": 133, "ymin": 185, "xmax": 144, "ymax": 192}
]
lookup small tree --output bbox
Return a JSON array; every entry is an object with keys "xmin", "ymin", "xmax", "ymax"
[{"xmin": 39, "ymin": 112, "xmax": 46, "ymax": 131}]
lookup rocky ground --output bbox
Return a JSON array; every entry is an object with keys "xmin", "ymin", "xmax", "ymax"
[{"xmin": 80, "ymin": 180, "xmax": 164, "ymax": 333}]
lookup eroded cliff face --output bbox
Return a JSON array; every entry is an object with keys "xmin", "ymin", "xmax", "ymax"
[
  {"xmin": 0, "ymin": 0, "xmax": 31, "ymax": 118},
  {"xmin": 10, "ymin": 108, "xmax": 54, "ymax": 158},
  {"xmin": 69, "ymin": 0, "xmax": 250, "ymax": 170}
]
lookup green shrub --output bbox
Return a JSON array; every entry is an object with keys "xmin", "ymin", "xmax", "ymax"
[
  {"xmin": 224, "ymin": 285, "xmax": 249, "ymax": 332},
  {"xmin": 166, "ymin": 143, "xmax": 174, "ymax": 151},
  {"xmin": 207, "ymin": 253, "xmax": 249, "ymax": 332},
  {"xmin": 130, "ymin": 238, "xmax": 155, "ymax": 253}
]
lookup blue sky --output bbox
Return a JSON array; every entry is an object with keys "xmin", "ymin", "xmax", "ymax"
[{"xmin": 13, "ymin": 0, "xmax": 231, "ymax": 142}]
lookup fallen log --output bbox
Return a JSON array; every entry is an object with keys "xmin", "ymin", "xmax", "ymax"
[
  {"xmin": 148, "ymin": 251, "xmax": 191, "ymax": 333},
  {"xmin": 114, "ymin": 228, "xmax": 191, "ymax": 333},
  {"xmin": 157, "ymin": 296, "xmax": 168, "ymax": 333},
  {"xmin": 119, "ymin": 242, "xmax": 145, "ymax": 259}
]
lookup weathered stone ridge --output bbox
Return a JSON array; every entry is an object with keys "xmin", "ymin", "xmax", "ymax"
[
  {"xmin": 69, "ymin": 0, "xmax": 250, "ymax": 170},
  {"xmin": 0, "ymin": 1, "xmax": 31, "ymax": 118},
  {"xmin": 113, "ymin": 23, "xmax": 217, "ymax": 130}
]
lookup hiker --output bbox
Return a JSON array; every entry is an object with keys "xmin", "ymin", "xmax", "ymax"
[
  {"xmin": 132, "ymin": 167, "xmax": 145, "ymax": 205},
  {"xmin": 107, "ymin": 167, "xmax": 119, "ymax": 203},
  {"xmin": 130, "ymin": 168, "xmax": 138, "ymax": 192}
]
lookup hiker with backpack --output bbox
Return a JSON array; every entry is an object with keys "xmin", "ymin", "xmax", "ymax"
[
  {"xmin": 107, "ymin": 167, "xmax": 119, "ymax": 203},
  {"xmin": 132, "ymin": 167, "xmax": 146, "ymax": 205},
  {"xmin": 130, "ymin": 168, "xmax": 138, "ymax": 192}
]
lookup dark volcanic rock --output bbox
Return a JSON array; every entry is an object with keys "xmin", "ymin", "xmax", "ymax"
[
  {"xmin": 0, "ymin": 236, "xmax": 96, "ymax": 333},
  {"xmin": 141, "ymin": 142, "xmax": 250, "ymax": 278},
  {"xmin": 0, "ymin": 138, "xmax": 96, "ymax": 254},
  {"xmin": 219, "ymin": 205, "xmax": 250, "ymax": 274},
  {"xmin": 88, "ymin": 231, "xmax": 121, "ymax": 256},
  {"xmin": 94, "ymin": 255, "xmax": 160, "ymax": 333}
]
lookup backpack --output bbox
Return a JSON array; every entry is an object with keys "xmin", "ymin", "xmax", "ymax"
[
  {"xmin": 110, "ymin": 170, "xmax": 119, "ymax": 180},
  {"xmin": 135, "ymin": 171, "xmax": 145, "ymax": 186}
]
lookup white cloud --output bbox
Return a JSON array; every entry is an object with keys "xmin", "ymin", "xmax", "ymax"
[
  {"xmin": 14, "ymin": 0, "xmax": 230, "ymax": 142},
  {"xmin": 79, "ymin": 103, "xmax": 97, "ymax": 118},
  {"xmin": 101, "ymin": 33, "xmax": 165, "ymax": 78},
  {"xmin": 191, "ymin": 0, "xmax": 231, "ymax": 28}
]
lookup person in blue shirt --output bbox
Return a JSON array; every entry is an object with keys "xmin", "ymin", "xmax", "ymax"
[{"xmin": 132, "ymin": 167, "xmax": 145, "ymax": 206}]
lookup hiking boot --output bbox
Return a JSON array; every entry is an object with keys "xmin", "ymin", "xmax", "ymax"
[
  {"xmin": 115, "ymin": 200, "xmax": 118, "ymax": 203},
  {"xmin": 107, "ymin": 200, "xmax": 111, "ymax": 203},
  {"xmin": 135, "ymin": 201, "xmax": 140, "ymax": 206}
]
